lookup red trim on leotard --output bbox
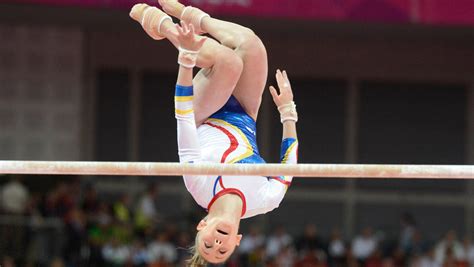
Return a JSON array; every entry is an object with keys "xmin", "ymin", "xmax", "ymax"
[
  {"xmin": 204, "ymin": 122, "xmax": 247, "ymax": 217},
  {"xmin": 207, "ymin": 188, "xmax": 246, "ymax": 217},
  {"xmin": 205, "ymin": 121, "xmax": 240, "ymax": 190},
  {"xmin": 219, "ymin": 176, "xmax": 225, "ymax": 189},
  {"xmin": 204, "ymin": 122, "xmax": 239, "ymax": 164},
  {"xmin": 269, "ymin": 176, "xmax": 292, "ymax": 186}
]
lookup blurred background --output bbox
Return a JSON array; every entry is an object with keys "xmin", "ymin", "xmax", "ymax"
[{"xmin": 0, "ymin": 0, "xmax": 473, "ymax": 266}]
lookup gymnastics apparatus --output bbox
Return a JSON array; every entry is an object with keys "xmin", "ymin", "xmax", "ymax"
[{"xmin": 0, "ymin": 1, "xmax": 473, "ymax": 266}]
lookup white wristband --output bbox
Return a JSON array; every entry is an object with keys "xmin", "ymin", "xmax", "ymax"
[
  {"xmin": 278, "ymin": 101, "xmax": 298, "ymax": 123},
  {"xmin": 178, "ymin": 46, "xmax": 199, "ymax": 68}
]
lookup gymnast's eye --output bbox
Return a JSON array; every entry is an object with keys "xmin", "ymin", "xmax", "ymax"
[
  {"xmin": 204, "ymin": 242, "xmax": 212, "ymax": 249},
  {"xmin": 219, "ymin": 250, "xmax": 227, "ymax": 255}
]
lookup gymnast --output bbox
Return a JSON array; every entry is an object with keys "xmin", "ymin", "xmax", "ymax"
[{"xmin": 130, "ymin": 1, "xmax": 298, "ymax": 265}]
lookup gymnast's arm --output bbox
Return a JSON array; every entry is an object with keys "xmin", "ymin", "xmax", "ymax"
[
  {"xmin": 174, "ymin": 23, "xmax": 206, "ymax": 164},
  {"xmin": 173, "ymin": 23, "xmax": 208, "ymax": 192},
  {"xmin": 264, "ymin": 69, "xmax": 299, "ymax": 210},
  {"xmin": 175, "ymin": 79, "xmax": 200, "ymax": 164}
]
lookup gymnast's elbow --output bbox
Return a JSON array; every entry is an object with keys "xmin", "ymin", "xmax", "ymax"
[{"xmin": 265, "ymin": 192, "xmax": 286, "ymax": 212}]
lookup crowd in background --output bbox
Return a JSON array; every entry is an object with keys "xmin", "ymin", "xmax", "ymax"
[{"xmin": 1, "ymin": 177, "xmax": 474, "ymax": 267}]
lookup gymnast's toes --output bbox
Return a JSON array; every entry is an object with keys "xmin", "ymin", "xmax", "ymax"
[{"xmin": 129, "ymin": 3, "xmax": 148, "ymax": 21}]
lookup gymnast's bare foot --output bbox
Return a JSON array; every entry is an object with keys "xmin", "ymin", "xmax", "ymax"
[
  {"xmin": 158, "ymin": 0, "xmax": 210, "ymax": 34},
  {"xmin": 129, "ymin": 3, "xmax": 172, "ymax": 40}
]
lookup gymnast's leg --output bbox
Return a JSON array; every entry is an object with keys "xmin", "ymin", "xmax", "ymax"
[
  {"xmin": 130, "ymin": 4, "xmax": 243, "ymax": 125},
  {"xmin": 158, "ymin": 0, "xmax": 268, "ymax": 120}
]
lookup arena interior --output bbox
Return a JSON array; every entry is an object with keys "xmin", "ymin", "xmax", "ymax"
[{"xmin": 0, "ymin": 0, "xmax": 473, "ymax": 266}]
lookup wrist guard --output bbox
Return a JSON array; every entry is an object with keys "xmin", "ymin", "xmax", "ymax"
[
  {"xmin": 178, "ymin": 46, "xmax": 199, "ymax": 68},
  {"xmin": 278, "ymin": 101, "xmax": 298, "ymax": 123}
]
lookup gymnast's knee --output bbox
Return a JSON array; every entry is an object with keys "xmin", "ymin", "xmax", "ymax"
[
  {"xmin": 220, "ymin": 27, "xmax": 260, "ymax": 49},
  {"xmin": 236, "ymin": 33, "xmax": 267, "ymax": 59},
  {"xmin": 214, "ymin": 50, "xmax": 244, "ymax": 78}
]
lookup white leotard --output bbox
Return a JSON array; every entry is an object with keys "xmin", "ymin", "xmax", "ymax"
[{"xmin": 175, "ymin": 85, "xmax": 298, "ymax": 219}]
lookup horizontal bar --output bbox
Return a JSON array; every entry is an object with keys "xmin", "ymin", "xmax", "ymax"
[{"xmin": 0, "ymin": 161, "xmax": 472, "ymax": 179}]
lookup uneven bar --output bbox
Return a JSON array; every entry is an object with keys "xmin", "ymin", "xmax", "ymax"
[{"xmin": 0, "ymin": 161, "xmax": 472, "ymax": 179}]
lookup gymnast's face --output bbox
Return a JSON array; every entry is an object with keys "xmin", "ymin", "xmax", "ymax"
[{"xmin": 196, "ymin": 217, "xmax": 242, "ymax": 263}]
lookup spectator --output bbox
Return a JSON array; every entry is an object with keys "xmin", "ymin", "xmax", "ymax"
[
  {"xmin": 413, "ymin": 247, "xmax": 441, "ymax": 267},
  {"xmin": 43, "ymin": 187, "xmax": 60, "ymax": 217},
  {"xmin": 148, "ymin": 232, "xmax": 177, "ymax": 264},
  {"xmin": 392, "ymin": 247, "xmax": 407, "ymax": 267},
  {"xmin": 365, "ymin": 249, "xmax": 383, "ymax": 267},
  {"xmin": 296, "ymin": 223, "xmax": 324, "ymax": 253},
  {"xmin": 2, "ymin": 256, "xmax": 16, "ymax": 267},
  {"xmin": 163, "ymin": 223, "xmax": 179, "ymax": 245},
  {"xmin": 0, "ymin": 177, "xmax": 29, "ymax": 214},
  {"xmin": 94, "ymin": 201, "xmax": 113, "ymax": 226},
  {"xmin": 175, "ymin": 231, "xmax": 192, "ymax": 265},
  {"xmin": 82, "ymin": 184, "xmax": 100, "ymax": 216},
  {"xmin": 275, "ymin": 245, "xmax": 296, "ymax": 267},
  {"xmin": 27, "ymin": 193, "xmax": 43, "ymax": 217},
  {"xmin": 295, "ymin": 249, "xmax": 328, "ymax": 267},
  {"xmin": 459, "ymin": 236, "xmax": 474, "ymax": 267},
  {"xmin": 328, "ymin": 228, "xmax": 346, "ymax": 267},
  {"xmin": 443, "ymin": 247, "xmax": 466, "ymax": 267},
  {"xmin": 102, "ymin": 237, "xmax": 130, "ymax": 266},
  {"xmin": 0, "ymin": 177, "xmax": 29, "ymax": 261},
  {"xmin": 410, "ymin": 254, "xmax": 424, "ymax": 267},
  {"xmin": 87, "ymin": 203, "xmax": 112, "ymax": 267},
  {"xmin": 238, "ymin": 226, "xmax": 265, "ymax": 265},
  {"xmin": 57, "ymin": 182, "xmax": 76, "ymax": 219},
  {"xmin": 3, "ymin": 175, "xmax": 474, "ymax": 267},
  {"xmin": 130, "ymin": 238, "xmax": 150, "ymax": 267},
  {"xmin": 345, "ymin": 249, "xmax": 360, "ymax": 267},
  {"xmin": 68, "ymin": 178, "xmax": 82, "ymax": 206},
  {"xmin": 251, "ymin": 245, "xmax": 267, "ymax": 266},
  {"xmin": 64, "ymin": 207, "xmax": 87, "ymax": 266},
  {"xmin": 351, "ymin": 227, "xmax": 377, "ymax": 264},
  {"xmin": 49, "ymin": 258, "xmax": 65, "ymax": 267},
  {"xmin": 266, "ymin": 225, "xmax": 293, "ymax": 259},
  {"xmin": 113, "ymin": 194, "xmax": 132, "ymax": 224},
  {"xmin": 400, "ymin": 212, "xmax": 417, "ymax": 255},
  {"xmin": 382, "ymin": 257, "xmax": 396, "ymax": 267},
  {"xmin": 411, "ymin": 231, "xmax": 426, "ymax": 256},
  {"xmin": 435, "ymin": 230, "xmax": 464, "ymax": 264},
  {"xmin": 135, "ymin": 183, "xmax": 160, "ymax": 233}
]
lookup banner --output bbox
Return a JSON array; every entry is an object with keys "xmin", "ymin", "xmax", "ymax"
[{"xmin": 8, "ymin": 0, "xmax": 474, "ymax": 26}]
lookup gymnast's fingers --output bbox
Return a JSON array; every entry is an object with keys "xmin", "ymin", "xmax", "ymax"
[
  {"xmin": 185, "ymin": 23, "xmax": 191, "ymax": 35},
  {"xmin": 275, "ymin": 69, "xmax": 286, "ymax": 89},
  {"xmin": 269, "ymin": 86, "xmax": 281, "ymax": 106},
  {"xmin": 282, "ymin": 70, "xmax": 292, "ymax": 89},
  {"xmin": 176, "ymin": 23, "xmax": 184, "ymax": 35},
  {"xmin": 180, "ymin": 21, "xmax": 188, "ymax": 34},
  {"xmin": 189, "ymin": 23, "xmax": 196, "ymax": 36}
]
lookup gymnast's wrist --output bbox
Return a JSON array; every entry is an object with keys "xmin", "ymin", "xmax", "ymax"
[
  {"xmin": 178, "ymin": 46, "xmax": 199, "ymax": 69},
  {"xmin": 278, "ymin": 101, "xmax": 298, "ymax": 123}
]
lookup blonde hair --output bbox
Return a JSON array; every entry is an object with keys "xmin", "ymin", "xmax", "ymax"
[{"xmin": 187, "ymin": 232, "xmax": 208, "ymax": 267}]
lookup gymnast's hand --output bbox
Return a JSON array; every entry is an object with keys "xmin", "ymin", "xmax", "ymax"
[
  {"xmin": 175, "ymin": 21, "xmax": 207, "ymax": 52},
  {"xmin": 269, "ymin": 69, "xmax": 294, "ymax": 107}
]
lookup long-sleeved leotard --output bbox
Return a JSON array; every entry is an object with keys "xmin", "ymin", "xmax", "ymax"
[{"xmin": 175, "ymin": 84, "xmax": 298, "ymax": 219}]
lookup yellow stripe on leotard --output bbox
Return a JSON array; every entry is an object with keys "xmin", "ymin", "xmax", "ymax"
[
  {"xmin": 175, "ymin": 109, "xmax": 194, "ymax": 115},
  {"xmin": 207, "ymin": 118, "xmax": 254, "ymax": 164},
  {"xmin": 281, "ymin": 140, "xmax": 298, "ymax": 164},
  {"xmin": 174, "ymin": 96, "xmax": 194, "ymax": 102}
]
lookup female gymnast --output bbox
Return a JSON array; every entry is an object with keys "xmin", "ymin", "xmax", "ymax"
[{"xmin": 130, "ymin": 1, "xmax": 299, "ymax": 265}]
